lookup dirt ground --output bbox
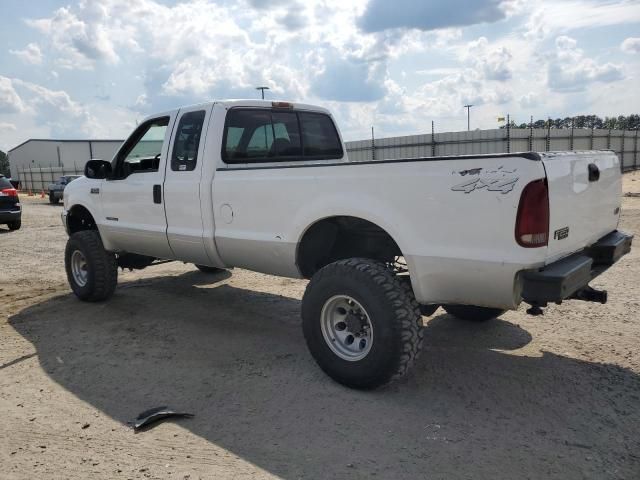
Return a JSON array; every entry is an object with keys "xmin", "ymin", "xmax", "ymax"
[{"xmin": 1, "ymin": 172, "xmax": 639, "ymax": 480}]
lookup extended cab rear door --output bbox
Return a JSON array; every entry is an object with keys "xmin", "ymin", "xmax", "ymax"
[
  {"xmin": 542, "ymin": 151, "xmax": 621, "ymax": 263},
  {"xmin": 163, "ymin": 104, "xmax": 213, "ymax": 264}
]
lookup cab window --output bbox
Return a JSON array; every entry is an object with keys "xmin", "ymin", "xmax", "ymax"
[
  {"xmin": 171, "ymin": 111, "xmax": 206, "ymax": 172},
  {"xmin": 113, "ymin": 117, "xmax": 169, "ymax": 178},
  {"xmin": 222, "ymin": 108, "xmax": 338, "ymax": 163}
]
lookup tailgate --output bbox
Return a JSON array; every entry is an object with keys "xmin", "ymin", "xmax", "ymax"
[{"xmin": 542, "ymin": 151, "xmax": 621, "ymax": 263}]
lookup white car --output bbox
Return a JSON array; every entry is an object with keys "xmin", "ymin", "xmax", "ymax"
[{"xmin": 61, "ymin": 99, "xmax": 633, "ymax": 389}]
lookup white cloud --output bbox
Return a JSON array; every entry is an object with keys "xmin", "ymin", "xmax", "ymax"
[
  {"xmin": 134, "ymin": 94, "xmax": 149, "ymax": 108},
  {"xmin": 519, "ymin": 92, "xmax": 539, "ymax": 109},
  {"xmin": 525, "ymin": 0, "xmax": 640, "ymax": 40},
  {"xmin": 0, "ymin": 122, "xmax": 17, "ymax": 132},
  {"xmin": 0, "ymin": 77, "xmax": 26, "ymax": 114},
  {"xmin": 621, "ymin": 37, "xmax": 640, "ymax": 54},
  {"xmin": 9, "ymin": 43, "xmax": 43, "ymax": 65},
  {"xmin": 26, "ymin": 5, "xmax": 126, "ymax": 69},
  {"xmin": 11, "ymin": 79, "xmax": 99, "ymax": 137},
  {"xmin": 547, "ymin": 36, "xmax": 624, "ymax": 92},
  {"xmin": 466, "ymin": 37, "xmax": 513, "ymax": 81}
]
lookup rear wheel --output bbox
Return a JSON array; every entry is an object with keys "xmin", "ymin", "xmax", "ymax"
[
  {"xmin": 442, "ymin": 304, "xmax": 504, "ymax": 322},
  {"xmin": 7, "ymin": 220, "xmax": 21, "ymax": 231},
  {"xmin": 302, "ymin": 258, "xmax": 423, "ymax": 390},
  {"xmin": 65, "ymin": 230, "xmax": 117, "ymax": 301},
  {"xmin": 49, "ymin": 192, "xmax": 59, "ymax": 204},
  {"xmin": 195, "ymin": 264, "xmax": 225, "ymax": 274}
]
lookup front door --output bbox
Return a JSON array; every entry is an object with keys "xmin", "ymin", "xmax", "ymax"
[
  {"xmin": 100, "ymin": 114, "xmax": 176, "ymax": 259},
  {"xmin": 163, "ymin": 105, "xmax": 213, "ymax": 264}
]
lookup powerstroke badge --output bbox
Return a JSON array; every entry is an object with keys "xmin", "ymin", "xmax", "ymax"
[{"xmin": 451, "ymin": 166, "xmax": 519, "ymax": 194}]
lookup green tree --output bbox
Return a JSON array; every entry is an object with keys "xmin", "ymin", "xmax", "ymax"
[
  {"xmin": 0, "ymin": 150, "xmax": 9, "ymax": 177},
  {"xmin": 501, "ymin": 114, "xmax": 639, "ymax": 130}
]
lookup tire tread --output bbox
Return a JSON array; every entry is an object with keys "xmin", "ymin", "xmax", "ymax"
[
  {"xmin": 303, "ymin": 258, "xmax": 423, "ymax": 388},
  {"xmin": 65, "ymin": 230, "xmax": 117, "ymax": 302}
]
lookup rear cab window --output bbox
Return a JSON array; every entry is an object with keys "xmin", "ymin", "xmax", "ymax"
[
  {"xmin": 171, "ymin": 110, "xmax": 206, "ymax": 171},
  {"xmin": 222, "ymin": 108, "xmax": 342, "ymax": 164}
]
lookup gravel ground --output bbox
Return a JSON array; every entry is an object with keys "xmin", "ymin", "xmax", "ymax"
[{"xmin": 1, "ymin": 171, "xmax": 639, "ymax": 479}]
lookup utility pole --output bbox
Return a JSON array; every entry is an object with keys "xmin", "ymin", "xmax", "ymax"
[
  {"xmin": 371, "ymin": 126, "xmax": 375, "ymax": 161},
  {"xmin": 464, "ymin": 104, "xmax": 473, "ymax": 131},
  {"xmin": 256, "ymin": 86, "xmax": 269, "ymax": 100}
]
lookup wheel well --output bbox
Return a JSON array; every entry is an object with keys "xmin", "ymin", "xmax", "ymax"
[
  {"xmin": 297, "ymin": 216, "xmax": 402, "ymax": 278},
  {"xmin": 67, "ymin": 205, "xmax": 98, "ymax": 233}
]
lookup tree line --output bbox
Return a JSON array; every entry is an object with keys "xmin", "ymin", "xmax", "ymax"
[
  {"xmin": 0, "ymin": 150, "xmax": 9, "ymax": 177},
  {"xmin": 502, "ymin": 114, "xmax": 640, "ymax": 130}
]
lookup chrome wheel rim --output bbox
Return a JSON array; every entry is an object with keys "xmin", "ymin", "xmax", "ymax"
[
  {"xmin": 320, "ymin": 295, "xmax": 373, "ymax": 361},
  {"xmin": 71, "ymin": 250, "xmax": 88, "ymax": 287}
]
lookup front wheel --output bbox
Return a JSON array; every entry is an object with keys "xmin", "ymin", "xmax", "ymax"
[
  {"xmin": 442, "ymin": 304, "xmax": 504, "ymax": 322},
  {"xmin": 65, "ymin": 230, "xmax": 118, "ymax": 301},
  {"xmin": 302, "ymin": 258, "xmax": 424, "ymax": 390}
]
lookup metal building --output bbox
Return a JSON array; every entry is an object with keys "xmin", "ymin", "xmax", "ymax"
[{"xmin": 8, "ymin": 139, "xmax": 123, "ymax": 188}]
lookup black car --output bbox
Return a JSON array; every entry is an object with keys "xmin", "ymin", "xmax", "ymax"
[{"xmin": 0, "ymin": 175, "xmax": 21, "ymax": 231}]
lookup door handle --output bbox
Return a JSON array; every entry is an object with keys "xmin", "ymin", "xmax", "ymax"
[
  {"xmin": 588, "ymin": 163, "xmax": 600, "ymax": 182},
  {"xmin": 153, "ymin": 184, "xmax": 162, "ymax": 204}
]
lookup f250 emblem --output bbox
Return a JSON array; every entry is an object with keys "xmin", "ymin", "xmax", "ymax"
[{"xmin": 554, "ymin": 226, "xmax": 569, "ymax": 240}]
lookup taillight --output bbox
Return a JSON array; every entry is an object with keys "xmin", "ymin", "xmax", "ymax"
[
  {"xmin": 0, "ymin": 188, "xmax": 18, "ymax": 198},
  {"xmin": 515, "ymin": 179, "xmax": 549, "ymax": 248}
]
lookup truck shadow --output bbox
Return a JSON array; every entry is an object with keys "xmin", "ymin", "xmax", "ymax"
[{"xmin": 8, "ymin": 271, "xmax": 640, "ymax": 479}]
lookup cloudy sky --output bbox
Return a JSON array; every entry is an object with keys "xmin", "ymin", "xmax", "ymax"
[{"xmin": 1, "ymin": 0, "xmax": 639, "ymax": 151}]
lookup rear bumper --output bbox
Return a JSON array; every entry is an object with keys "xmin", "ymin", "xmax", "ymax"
[
  {"xmin": 521, "ymin": 230, "xmax": 633, "ymax": 305},
  {"xmin": 0, "ymin": 209, "xmax": 21, "ymax": 223}
]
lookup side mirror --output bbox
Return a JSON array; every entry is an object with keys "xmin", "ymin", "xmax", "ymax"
[{"xmin": 84, "ymin": 160, "xmax": 112, "ymax": 179}]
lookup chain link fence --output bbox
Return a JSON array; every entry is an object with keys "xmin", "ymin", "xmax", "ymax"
[{"xmin": 16, "ymin": 164, "xmax": 84, "ymax": 193}]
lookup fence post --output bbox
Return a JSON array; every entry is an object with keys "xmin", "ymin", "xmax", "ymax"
[
  {"xmin": 590, "ymin": 124, "xmax": 594, "ymax": 150},
  {"xmin": 506, "ymin": 114, "xmax": 511, "ymax": 153},
  {"xmin": 634, "ymin": 129, "xmax": 638, "ymax": 170},
  {"xmin": 620, "ymin": 131, "xmax": 626, "ymax": 173},
  {"xmin": 528, "ymin": 115, "xmax": 533, "ymax": 151},
  {"xmin": 546, "ymin": 118, "xmax": 551, "ymax": 152},
  {"xmin": 607, "ymin": 128, "xmax": 611, "ymax": 150},
  {"xmin": 431, "ymin": 121, "xmax": 436, "ymax": 157},
  {"xmin": 570, "ymin": 118, "xmax": 575, "ymax": 151},
  {"xmin": 371, "ymin": 126, "xmax": 375, "ymax": 161}
]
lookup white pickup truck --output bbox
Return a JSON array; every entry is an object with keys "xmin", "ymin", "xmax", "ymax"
[{"xmin": 62, "ymin": 99, "xmax": 632, "ymax": 389}]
